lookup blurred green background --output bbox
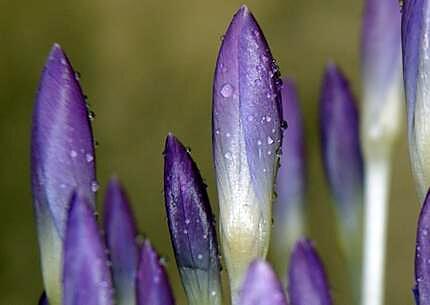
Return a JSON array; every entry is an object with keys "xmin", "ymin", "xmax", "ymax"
[{"xmin": 0, "ymin": 0, "xmax": 417, "ymax": 304}]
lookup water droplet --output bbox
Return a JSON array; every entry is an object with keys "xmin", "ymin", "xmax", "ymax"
[
  {"xmin": 89, "ymin": 111, "xmax": 96, "ymax": 121},
  {"xmin": 185, "ymin": 219, "xmax": 191, "ymax": 225},
  {"xmin": 60, "ymin": 58, "xmax": 67, "ymax": 65},
  {"xmin": 211, "ymin": 291, "xmax": 217, "ymax": 297},
  {"xmin": 70, "ymin": 150, "xmax": 78, "ymax": 158},
  {"xmin": 220, "ymin": 83, "xmax": 234, "ymax": 98},
  {"xmin": 197, "ymin": 254, "xmax": 203, "ymax": 260},
  {"xmin": 226, "ymin": 132, "xmax": 231, "ymax": 138},
  {"xmin": 86, "ymin": 153, "xmax": 94, "ymax": 163},
  {"xmin": 267, "ymin": 136, "xmax": 274, "ymax": 144},
  {"xmin": 247, "ymin": 115, "xmax": 254, "ymax": 121},
  {"xmin": 203, "ymin": 234, "xmax": 208, "ymax": 239},
  {"xmin": 268, "ymin": 150, "xmax": 272, "ymax": 155},
  {"xmin": 91, "ymin": 181, "xmax": 100, "ymax": 192},
  {"xmin": 215, "ymin": 129, "xmax": 220, "ymax": 135},
  {"xmin": 281, "ymin": 120, "xmax": 288, "ymax": 129},
  {"xmin": 257, "ymin": 140, "xmax": 262, "ymax": 146},
  {"xmin": 224, "ymin": 152, "xmax": 233, "ymax": 160},
  {"xmin": 183, "ymin": 229, "xmax": 188, "ymax": 234}
]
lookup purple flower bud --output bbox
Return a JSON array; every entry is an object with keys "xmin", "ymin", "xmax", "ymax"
[
  {"xmin": 271, "ymin": 78, "xmax": 306, "ymax": 273},
  {"xmin": 414, "ymin": 190, "xmax": 430, "ymax": 305},
  {"xmin": 31, "ymin": 44, "xmax": 96, "ymax": 304},
  {"xmin": 288, "ymin": 239, "xmax": 333, "ymax": 305},
  {"xmin": 402, "ymin": 0, "xmax": 430, "ymax": 199},
  {"xmin": 361, "ymin": 0, "xmax": 403, "ymax": 154},
  {"xmin": 63, "ymin": 193, "xmax": 113, "ymax": 305},
  {"xmin": 38, "ymin": 292, "xmax": 48, "ymax": 305},
  {"xmin": 103, "ymin": 177, "xmax": 139, "ymax": 305},
  {"xmin": 320, "ymin": 63, "xmax": 363, "ymax": 230},
  {"xmin": 137, "ymin": 240, "xmax": 175, "ymax": 305},
  {"xmin": 164, "ymin": 134, "xmax": 221, "ymax": 305},
  {"xmin": 212, "ymin": 5, "xmax": 282, "ymax": 296},
  {"xmin": 239, "ymin": 260, "xmax": 289, "ymax": 305}
]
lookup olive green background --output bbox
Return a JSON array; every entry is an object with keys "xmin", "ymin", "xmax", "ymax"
[{"xmin": 0, "ymin": 0, "xmax": 417, "ymax": 304}]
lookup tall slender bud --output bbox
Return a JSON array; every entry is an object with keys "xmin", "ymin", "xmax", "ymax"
[
  {"xmin": 103, "ymin": 178, "xmax": 139, "ymax": 305},
  {"xmin": 212, "ymin": 5, "xmax": 282, "ymax": 300},
  {"xmin": 164, "ymin": 134, "xmax": 222, "ymax": 305},
  {"xmin": 31, "ymin": 44, "xmax": 96, "ymax": 305}
]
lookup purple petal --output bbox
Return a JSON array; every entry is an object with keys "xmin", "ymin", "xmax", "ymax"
[
  {"xmin": 31, "ymin": 44, "xmax": 96, "ymax": 303},
  {"xmin": 63, "ymin": 193, "xmax": 113, "ymax": 305},
  {"xmin": 319, "ymin": 63, "xmax": 363, "ymax": 226},
  {"xmin": 414, "ymin": 190, "xmax": 430, "ymax": 305},
  {"xmin": 272, "ymin": 78, "xmax": 306, "ymax": 272},
  {"xmin": 288, "ymin": 239, "xmax": 333, "ymax": 305},
  {"xmin": 103, "ymin": 177, "xmax": 139, "ymax": 305},
  {"xmin": 164, "ymin": 134, "xmax": 221, "ymax": 305},
  {"xmin": 402, "ymin": 0, "xmax": 430, "ymax": 198},
  {"xmin": 136, "ymin": 240, "xmax": 175, "ymax": 305},
  {"xmin": 361, "ymin": 0, "xmax": 402, "ymax": 107},
  {"xmin": 38, "ymin": 292, "xmax": 48, "ymax": 305},
  {"xmin": 212, "ymin": 5, "xmax": 282, "ymax": 294},
  {"xmin": 239, "ymin": 260, "xmax": 289, "ymax": 305}
]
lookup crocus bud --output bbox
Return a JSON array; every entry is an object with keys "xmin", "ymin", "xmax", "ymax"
[
  {"xmin": 239, "ymin": 260, "xmax": 289, "ymax": 305},
  {"xmin": 319, "ymin": 63, "xmax": 363, "ymax": 291},
  {"xmin": 414, "ymin": 189, "xmax": 430, "ymax": 305},
  {"xmin": 104, "ymin": 178, "xmax": 139, "ymax": 305},
  {"xmin": 361, "ymin": 0, "xmax": 403, "ymax": 157},
  {"xmin": 63, "ymin": 193, "xmax": 113, "ymax": 305},
  {"xmin": 402, "ymin": 0, "xmax": 430, "ymax": 199},
  {"xmin": 31, "ymin": 44, "xmax": 96, "ymax": 305},
  {"xmin": 288, "ymin": 239, "xmax": 333, "ymax": 305},
  {"xmin": 38, "ymin": 293, "xmax": 48, "ymax": 305},
  {"xmin": 164, "ymin": 134, "xmax": 222, "ymax": 305},
  {"xmin": 271, "ymin": 78, "xmax": 306, "ymax": 275},
  {"xmin": 212, "ymin": 5, "xmax": 282, "ymax": 298},
  {"xmin": 136, "ymin": 240, "xmax": 175, "ymax": 305}
]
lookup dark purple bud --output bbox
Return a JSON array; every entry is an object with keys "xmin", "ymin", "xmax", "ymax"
[
  {"xmin": 31, "ymin": 44, "xmax": 96, "ymax": 304},
  {"xmin": 38, "ymin": 292, "xmax": 48, "ymax": 305},
  {"xmin": 212, "ymin": 5, "xmax": 282, "ymax": 296},
  {"xmin": 320, "ymin": 63, "xmax": 363, "ymax": 228},
  {"xmin": 63, "ymin": 193, "xmax": 113, "ymax": 305},
  {"xmin": 103, "ymin": 177, "xmax": 139, "ymax": 305},
  {"xmin": 136, "ymin": 240, "xmax": 175, "ymax": 305},
  {"xmin": 239, "ymin": 260, "xmax": 289, "ymax": 305},
  {"xmin": 272, "ymin": 78, "xmax": 306, "ymax": 273},
  {"xmin": 414, "ymin": 190, "xmax": 430, "ymax": 305},
  {"xmin": 164, "ymin": 134, "xmax": 221, "ymax": 305},
  {"xmin": 288, "ymin": 239, "xmax": 333, "ymax": 305}
]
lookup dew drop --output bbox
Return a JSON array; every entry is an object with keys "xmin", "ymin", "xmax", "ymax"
[
  {"xmin": 70, "ymin": 150, "xmax": 78, "ymax": 158},
  {"xmin": 267, "ymin": 136, "xmax": 274, "ymax": 144},
  {"xmin": 224, "ymin": 152, "xmax": 233, "ymax": 160},
  {"xmin": 220, "ymin": 83, "xmax": 234, "ymax": 98},
  {"xmin": 185, "ymin": 219, "xmax": 191, "ymax": 225},
  {"xmin": 91, "ymin": 181, "xmax": 100, "ymax": 192},
  {"xmin": 86, "ymin": 153, "xmax": 94, "ymax": 163},
  {"xmin": 197, "ymin": 254, "xmax": 203, "ymax": 260}
]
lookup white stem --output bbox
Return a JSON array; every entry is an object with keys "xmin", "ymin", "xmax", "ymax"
[{"xmin": 361, "ymin": 157, "xmax": 391, "ymax": 305}]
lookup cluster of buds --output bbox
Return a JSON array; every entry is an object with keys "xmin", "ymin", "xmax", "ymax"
[{"xmin": 31, "ymin": 1, "xmax": 430, "ymax": 305}]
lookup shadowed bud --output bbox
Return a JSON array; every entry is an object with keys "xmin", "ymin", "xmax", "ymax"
[
  {"xmin": 271, "ymin": 78, "xmax": 306, "ymax": 275},
  {"xmin": 63, "ymin": 193, "xmax": 113, "ymax": 305},
  {"xmin": 164, "ymin": 134, "xmax": 221, "ymax": 305},
  {"xmin": 320, "ymin": 63, "xmax": 363, "ymax": 233},
  {"xmin": 137, "ymin": 240, "xmax": 175, "ymax": 305},
  {"xmin": 361, "ymin": 0, "xmax": 403, "ymax": 156},
  {"xmin": 402, "ymin": 0, "xmax": 430, "ymax": 199},
  {"xmin": 288, "ymin": 239, "xmax": 333, "ymax": 305},
  {"xmin": 38, "ymin": 292, "xmax": 48, "ymax": 305},
  {"xmin": 239, "ymin": 260, "xmax": 289, "ymax": 305},
  {"xmin": 414, "ymin": 190, "xmax": 430, "ymax": 305},
  {"xmin": 31, "ymin": 44, "xmax": 96, "ymax": 305},
  {"xmin": 103, "ymin": 178, "xmax": 139, "ymax": 305},
  {"xmin": 212, "ymin": 5, "xmax": 282, "ymax": 297},
  {"xmin": 319, "ymin": 63, "xmax": 363, "ymax": 291}
]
